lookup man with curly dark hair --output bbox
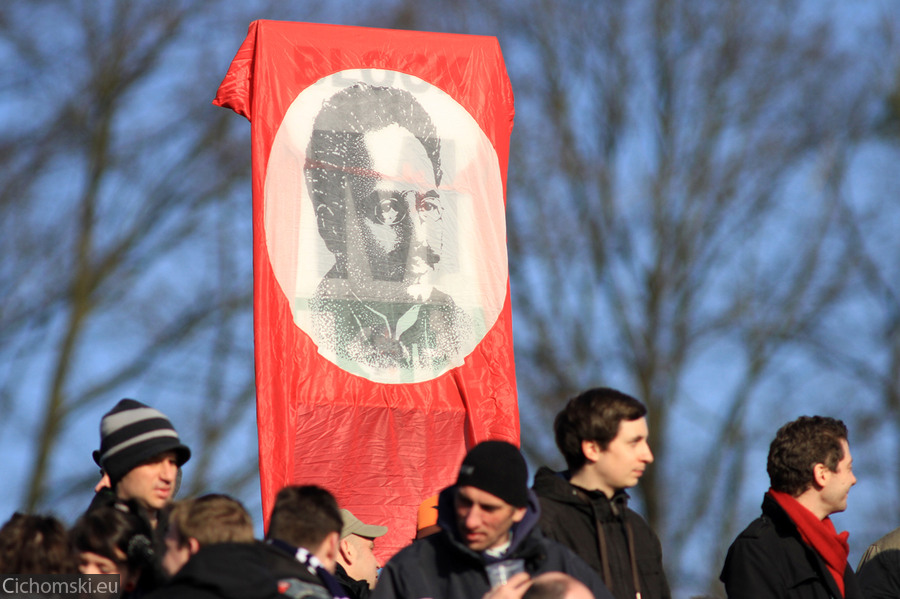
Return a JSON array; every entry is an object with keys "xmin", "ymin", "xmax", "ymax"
[{"xmin": 720, "ymin": 415, "xmax": 862, "ymax": 599}]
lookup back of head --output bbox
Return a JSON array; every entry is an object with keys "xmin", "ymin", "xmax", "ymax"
[
  {"xmin": 70, "ymin": 502, "xmax": 155, "ymax": 576},
  {"xmin": 767, "ymin": 415, "xmax": 848, "ymax": 496},
  {"xmin": 168, "ymin": 494, "xmax": 255, "ymax": 548},
  {"xmin": 524, "ymin": 572, "xmax": 594, "ymax": 599},
  {"xmin": 267, "ymin": 485, "xmax": 342, "ymax": 551},
  {"xmin": 554, "ymin": 387, "xmax": 647, "ymax": 471},
  {"xmin": 0, "ymin": 512, "xmax": 77, "ymax": 574},
  {"xmin": 524, "ymin": 577, "xmax": 568, "ymax": 599}
]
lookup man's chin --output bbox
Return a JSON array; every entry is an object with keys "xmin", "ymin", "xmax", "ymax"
[
  {"xmin": 405, "ymin": 282, "xmax": 435, "ymax": 302},
  {"xmin": 148, "ymin": 493, "xmax": 172, "ymax": 509}
]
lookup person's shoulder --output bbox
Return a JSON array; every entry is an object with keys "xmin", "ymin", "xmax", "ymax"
[
  {"xmin": 730, "ymin": 514, "xmax": 777, "ymax": 541},
  {"xmin": 531, "ymin": 531, "xmax": 589, "ymax": 567},
  {"xmin": 374, "ymin": 536, "xmax": 451, "ymax": 599},
  {"xmin": 386, "ymin": 533, "xmax": 445, "ymax": 565},
  {"xmin": 622, "ymin": 505, "xmax": 659, "ymax": 534},
  {"xmin": 152, "ymin": 542, "xmax": 295, "ymax": 599},
  {"xmin": 723, "ymin": 511, "xmax": 798, "ymax": 567},
  {"xmin": 869, "ymin": 526, "xmax": 900, "ymax": 553},
  {"xmin": 254, "ymin": 541, "xmax": 327, "ymax": 586},
  {"xmin": 858, "ymin": 526, "xmax": 900, "ymax": 571},
  {"xmin": 532, "ymin": 468, "xmax": 578, "ymax": 502}
]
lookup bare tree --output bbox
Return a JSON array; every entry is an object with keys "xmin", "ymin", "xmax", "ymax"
[
  {"xmin": 3, "ymin": 1, "xmax": 898, "ymax": 595},
  {"xmin": 502, "ymin": 1, "xmax": 899, "ymax": 595},
  {"xmin": 391, "ymin": 0, "xmax": 900, "ymax": 594},
  {"xmin": 0, "ymin": 0, "xmax": 435, "ymax": 528},
  {"xmin": 806, "ymin": 120, "xmax": 900, "ymax": 549},
  {"xmin": 0, "ymin": 0, "xmax": 269, "ymax": 520}
]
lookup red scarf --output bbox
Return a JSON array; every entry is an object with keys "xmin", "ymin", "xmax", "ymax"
[{"xmin": 768, "ymin": 489, "xmax": 850, "ymax": 597}]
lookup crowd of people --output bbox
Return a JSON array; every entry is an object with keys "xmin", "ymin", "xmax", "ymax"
[{"xmin": 0, "ymin": 390, "xmax": 895, "ymax": 599}]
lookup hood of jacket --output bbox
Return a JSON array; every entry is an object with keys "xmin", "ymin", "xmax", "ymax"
[
  {"xmin": 533, "ymin": 466, "xmax": 631, "ymax": 521},
  {"xmin": 532, "ymin": 467, "xmax": 582, "ymax": 504},
  {"xmin": 435, "ymin": 484, "xmax": 544, "ymax": 564}
]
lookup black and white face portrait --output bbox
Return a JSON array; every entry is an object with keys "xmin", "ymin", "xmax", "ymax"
[
  {"xmin": 354, "ymin": 125, "xmax": 443, "ymax": 288},
  {"xmin": 265, "ymin": 70, "xmax": 507, "ymax": 384}
]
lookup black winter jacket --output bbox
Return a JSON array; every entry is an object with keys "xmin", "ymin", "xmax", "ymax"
[
  {"xmin": 334, "ymin": 562, "xmax": 370, "ymax": 599},
  {"xmin": 145, "ymin": 542, "xmax": 332, "ymax": 599},
  {"xmin": 532, "ymin": 467, "xmax": 670, "ymax": 599},
  {"xmin": 372, "ymin": 486, "xmax": 613, "ymax": 599},
  {"xmin": 720, "ymin": 494, "xmax": 863, "ymax": 599}
]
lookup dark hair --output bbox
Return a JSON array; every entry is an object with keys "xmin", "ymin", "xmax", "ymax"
[
  {"xmin": 70, "ymin": 503, "xmax": 155, "ymax": 576},
  {"xmin": 554, "ymin": 387, "xmax": 648, "ymax": 471},
  {"xmin": 266, "ymin": 485, "xmax": 342, "ymax": 551},
  {"xmin": 305, "ymin": 83, "xmax": 442, "ymax": 269},
  {"xmin": 167, "ymin": 494, "xmax": 254, "ymax": 548},
  {"xmin": 0, "ymin": 512, "xmax": 78, "ymax": 574},
  {"xmin": 767, "ymin": 416, "xmax": 849, "ymax": 496}
]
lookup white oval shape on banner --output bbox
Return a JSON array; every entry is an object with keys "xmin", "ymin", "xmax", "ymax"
[{"xmin": 265, "ymin": 69, "xmax": 507, "ymax": 384}]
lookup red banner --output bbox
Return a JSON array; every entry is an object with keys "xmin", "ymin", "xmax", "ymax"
[{"xmin": 214, "ymin": 20, "xmax": 518, "ymax": 558}]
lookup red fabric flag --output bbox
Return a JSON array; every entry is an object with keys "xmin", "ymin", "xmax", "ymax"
[{"xmin": 213, "ymin": 20, "xmax": 518, "ymax": 559}]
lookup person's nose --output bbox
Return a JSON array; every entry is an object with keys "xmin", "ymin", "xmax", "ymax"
[
  {"xmin": 405, "ymin": 198, "xmax": 427, "ymax": 242},
  {"xmin": 464, "ymin": 507, "xmax": 482, "ymax": 530},
  {"xmin": 641, "ymin": 441, "xmax": 654, "ymax": 464},
  {"xmin": 160, "ymin": 460, "xmax": 177, "ymax": 483}
]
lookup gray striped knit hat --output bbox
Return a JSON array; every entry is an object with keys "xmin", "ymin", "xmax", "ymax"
[{"xmin": 92, "ymin": 399, "xmax": 191, "ymax": 483}]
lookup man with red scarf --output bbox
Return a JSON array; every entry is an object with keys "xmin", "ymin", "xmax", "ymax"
[{"xmin": 720, "ymin": 416, "xmax": 863, "ymax": 599}]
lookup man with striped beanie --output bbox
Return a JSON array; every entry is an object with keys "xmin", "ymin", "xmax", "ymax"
[{"xmin": 90, "ymin": 398, "xmax": 191, "ymax": 528}]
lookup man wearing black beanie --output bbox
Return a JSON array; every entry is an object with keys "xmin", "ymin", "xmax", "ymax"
[{"xmin": 373, "ymin": 440, "xmax": 613, "ymax": 599}]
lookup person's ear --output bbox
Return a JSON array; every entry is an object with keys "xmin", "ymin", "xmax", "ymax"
[
  {"xmin": 339, "ymin": 536, "xmax": 355, "ymax": 564},
  {"xmin": 581, "ymin": 440, "xmax": 601, "ymax": 462},
  {"xmin": 512, "ymin": 507, "xmax": 527, "ymax": 523},
  {"xmin": 813, "ymin": 462, "xmax": 830, "ymax": 488},
  {"xmin": 187, "ymin": 537, "xmax": 201, "ymax": 556}
]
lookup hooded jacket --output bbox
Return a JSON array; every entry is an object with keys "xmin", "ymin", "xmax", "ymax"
[
  {"xmin": 371, "ymin": 486, "xmax": 613, "ymax": 599},
  {"xmin": 720, "ymin": 494, "xmax": 864, "ymax": 599},
  {"xmin": 532, "ymin": 467, "xmax": 670, "ymax": 599}
]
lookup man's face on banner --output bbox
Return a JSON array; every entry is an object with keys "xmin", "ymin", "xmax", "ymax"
[
  {"xmin": 353, "ymin": 124, "xmax": 442, "ymax": 299},
  {"xmin": 268, "ymin": 72, "xmax": 508, "ymax": 381}
]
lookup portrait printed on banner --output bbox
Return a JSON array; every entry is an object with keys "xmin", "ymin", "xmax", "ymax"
[{"xmin": 265, "ymin": 71, "xmax": 507, "ymax": 384}]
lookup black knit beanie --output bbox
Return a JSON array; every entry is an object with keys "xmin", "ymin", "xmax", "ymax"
[
  {"xmin": 92, "ymin": 399, "xmax": 191, "ymax": 483},
  {"xmin": 456, "ymin": 440, "xmax": 528, "ymax": 507}
]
